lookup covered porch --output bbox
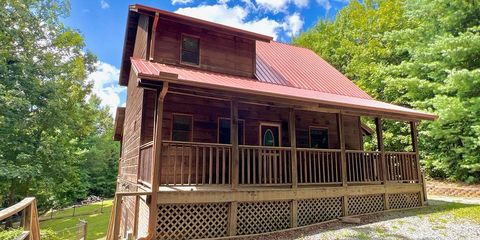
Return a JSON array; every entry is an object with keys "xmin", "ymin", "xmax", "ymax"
[{"xmin": 137, "ymin": 85, "xmax": 423, "ymax": 192}]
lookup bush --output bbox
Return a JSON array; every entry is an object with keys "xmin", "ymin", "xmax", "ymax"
[
  {"xmin": 0, "ymin": 229, "xmax": 23, "ymax": 240},
  {"xmin": 0, "ymin": 228, "xmax": 60, "ymax": 240}
]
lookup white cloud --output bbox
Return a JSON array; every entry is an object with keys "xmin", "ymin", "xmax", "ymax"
[
  {"xmin": 87, "ymin": 61, "xmax": 124, "ymax": 117},
  {"xmin": 100, "ymin": 0, "xmax": 109, "ymax": 9},
  {"xmin": 316, "ymin": 0, "xmax": 331, "ymax": 11},
  {"xmin": 293, "ymin": 0, "xmax": 309, "ymax": 8},
  {"xmin": 284, "ymin": 13, "xmax": 304, "ymax": 37},
  {"xmin": 255, "ymin": 0, "xmax": 289, "ymax": 12},
  {"xmin": 172, "ymin": 0, "xmax": 193, "ymax": 5},
  {"xmin": 175, "ymin": 4, "xmax": 285, "ymax": 39},
  {"xmin": 254, "ymin": 0, "xmax": 309, "ymax": 12}
]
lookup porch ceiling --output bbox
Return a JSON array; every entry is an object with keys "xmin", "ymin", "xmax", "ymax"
[{"xmin": 131, "ymin": 58, "xmax": 437, "ymax": 121}]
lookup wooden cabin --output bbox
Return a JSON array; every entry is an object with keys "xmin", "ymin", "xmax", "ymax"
[{"xmin": 108, "ymin": 4, "xmax": 437, "ymax": 240}]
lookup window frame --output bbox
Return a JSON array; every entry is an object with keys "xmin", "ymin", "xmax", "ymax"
[
  {"xmin": 171, "ymin": 113, "xmax": 194, "ymax": 142},
  {"xmin": 217, "ymin": 117, "xmax": 245, "ymax": 145},
  {"xmin": 259, "ymin": 122, "xmax": 282, "ymax": 147},
  {"xmin": 179, "ymin": 34, "xmax": 201, "ymax": 66},
  {"xmin": 309, "ymin": 126, "xmax": 329, "ymax": 149}
]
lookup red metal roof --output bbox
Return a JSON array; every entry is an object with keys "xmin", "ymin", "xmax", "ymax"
[
  {"xmin": 256, "ymin": 41, "xmax": 372, "ymax": 99},
  {"xmin": 131, "ymin": 58, "xmax": 436, "ymax": 120}
]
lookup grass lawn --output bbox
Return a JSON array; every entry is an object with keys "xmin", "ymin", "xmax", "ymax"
[{"xmin": 40, "ymin": 200, "xmax": 112, "ymax": 240}]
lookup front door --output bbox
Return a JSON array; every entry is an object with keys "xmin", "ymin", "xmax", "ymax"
[
  {"xmin": 260, "ymin": 124, "xmax": 280, "ymax": 146},
  {"xmin": 259, "ymin": 124, "xmax": 281, "ymax": 183}
]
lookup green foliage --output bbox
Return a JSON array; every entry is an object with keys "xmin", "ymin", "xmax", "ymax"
[
  {"xmin": 0, "ymin": 0, "xmax": 118, "ymax": 210},
  {"xmin": 0, "ymin": 228, "xmax": 23, "ymax": 240},
  {"xmin": 294, "ymin": 0, "xmax": 480, "ymax": 182},
  {"xmin": 0, "ymin": 228, "xmax": 61, "ymax": 240}
]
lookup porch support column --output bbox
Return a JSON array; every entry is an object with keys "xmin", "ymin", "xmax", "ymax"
[
  {"xmin": 289, "ymin": 109, "xmax": 298, "ymax": 228},
  {"xmin": 375, "ymin": 117, "xmax": 388, "ymax": 210},
  {"xmin": 289, "ymin": 109, "xmax": 298, "ymax": 189},
  {"xmin": 410, "ymin": 121, "xmax": 425, "ymax": 206},
  {"xmin": 231, "ymin": 99, "xmax": 239, "ymax": 190},
  {"xmin": 147, "ymin": 82, "xmax": 168, "ymax": 238},
  {"xmin": 337, "ymin": 113, "xmax": 348, "ymax": 216}
]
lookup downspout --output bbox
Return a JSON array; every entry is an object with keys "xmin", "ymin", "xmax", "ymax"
[{"xmin": 140, "ymin": 82, "xmax": 168, "ymax": 240}]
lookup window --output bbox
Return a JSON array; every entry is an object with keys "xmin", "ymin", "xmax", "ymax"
[
  {"xmin": 172, "ymin": 114, "xmax": 193, "ymax": 141},
  {"xmin": 181, "ymin": 35, "xmax": 199, "ymax": 65},
  {"xmin": 218, "ymin": 118, "xmax": 244, "ymax": 144},
  {"xmin": 310, "ymin": 127, "xmax": 328, "ymax": 149}
]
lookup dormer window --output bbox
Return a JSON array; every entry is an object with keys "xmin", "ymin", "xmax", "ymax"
[{"xmin": 181, "ymin": 35, "xmax": 200, "ymax": 65}]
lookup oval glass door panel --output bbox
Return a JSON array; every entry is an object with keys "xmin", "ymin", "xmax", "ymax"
[
  {"xmin": 263, "ymin": 129, "xmax": 275, "ymax": 146},
  {"xmin": 260, "ymin": 125, "xmax": 280, "ymax": 146}
]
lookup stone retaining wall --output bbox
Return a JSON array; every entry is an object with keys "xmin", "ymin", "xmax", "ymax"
[{"xmin": 427, "ymin": 185, "xmax": 480, "ymax": 198}]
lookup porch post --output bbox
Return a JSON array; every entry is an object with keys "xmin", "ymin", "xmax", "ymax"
[
  {"xmin": 147, "ymin": 82, "xmax": 168, "ymax": 237},
  {"xmin": 231, "ymin": 99, "xmax": 239, "ymax": 190},
  {"xmin": 410, "ymin": 121, "xmax": 425, "ymax": 206},
  {"xmin": 289, "ymin": 109, "xmax": 298, "ymax": 228},
  {"xmin": 289, "ymin": 109, "xmax": 298, "ymax": 189},
  {"xmin": 375, "ymin": 117, "xmax": 389, "ymax": 210},
  {"xmin": 337, "ymin": 113, "xmax": 348, "ymax": 216}
]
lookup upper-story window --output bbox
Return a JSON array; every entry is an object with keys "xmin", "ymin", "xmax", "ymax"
[{"xmin": 181, "ymin": 35, "xmax": 200, "ymax": 65}]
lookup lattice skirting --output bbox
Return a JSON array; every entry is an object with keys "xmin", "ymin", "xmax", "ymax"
[
  {"xmin": 237, "ymin": 200, "xmax": 291, "ymax": 235},
  {"xmin": 153, "ymin": 193, "xmax": 422, "ymax": 239},
  {"xmin": 388, "ymin": 192, "xmax": 421, "ymax": 209},
  {"xmin": 348, "ymin": 194, "xmax": 384, "ymax": 215},
  {"xmin": 156, "ymin": 202, "xmax": 229, "ymax": 240},
  {"xmin": 298, "ymin": 197, "xmax": 343, "ymax": 227}
]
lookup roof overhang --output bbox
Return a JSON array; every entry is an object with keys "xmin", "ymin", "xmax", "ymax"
[
  {"xmin": 114, "ymin": 107, "xmax": 126, "ymax": 141},
  {"xmin": 119, "ymin": 4, "xmax": 273, "ymax": 86},
  {"xmin": 131, "ymin": 58, "xmax": 437, "ymax": 121}
]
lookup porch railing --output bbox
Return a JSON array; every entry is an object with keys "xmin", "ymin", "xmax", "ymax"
[
  {"xmin": 0, "ymin": 197, "xmax": 40, "ymax": 240},
  {"xmin": 239, "ymin": 146, "xmax": 292, "ymax": 185},
  {"xmin": 141, "ymin": 140, "xmax": 419, "ymax": 188},
  {"xmin": 386, "ymin": 152, "xmax": 419, "ymax": 182},
  {"xmin": 161, "ymin": 141, "xmax": 232, "ymax": 185},
  {"xmin": 139, "ymin": 142, "xmax": 154, "ymax": 185},
  {"xmin": 297, "ymin": 148, "xmax": 341, "ymax": 185},
  {"xmin": 346, "ymin": 150, "xmax": 382, "ymax": 184}
]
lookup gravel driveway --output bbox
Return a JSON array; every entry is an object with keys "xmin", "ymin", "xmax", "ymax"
[{"xmin": 237, "ymin": 197, "xmax": 480, "ymax": 240}]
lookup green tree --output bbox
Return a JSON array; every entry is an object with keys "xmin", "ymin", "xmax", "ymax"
[
  {"xmin": 294, "ymin": 0, "xmax": 480, "ymax": 182},
  {"xmin": 0, "ymin": 0, "xmax": 118, "ymax": 210}
]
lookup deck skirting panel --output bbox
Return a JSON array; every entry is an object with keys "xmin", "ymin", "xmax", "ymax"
[{"xmin": 152, "ymin": 184, "xmax": 423, "ymax": 239}]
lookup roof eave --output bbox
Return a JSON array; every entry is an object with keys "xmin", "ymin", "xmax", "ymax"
[{"xmin": 134, "ymin": 72, "xmax": 437, "ymax": 122}]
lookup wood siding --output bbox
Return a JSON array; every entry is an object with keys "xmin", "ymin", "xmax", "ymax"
[
  {"xmin": 140, "ymin": 92, "xmax": 363, "ymax": 185},
  {"xmin": 117, "ymin": 14, "xmax": 149, "ymax": 237},
  {"xmin": 142, "ymin": 92, "xmax": 362, "ymax": 149},
  {"xmin": 153, "ymin": 19, "xmax": 256, "ymax": 78}
]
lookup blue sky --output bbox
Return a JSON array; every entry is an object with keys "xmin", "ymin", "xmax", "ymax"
[{"xmin": 64, "ymin": 0, "xmax": 349, "ymax": 116}]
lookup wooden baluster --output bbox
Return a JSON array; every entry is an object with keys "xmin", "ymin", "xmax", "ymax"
[
  {"xmin": 279, "ymin": 150, "xmax": 283, "ymax": 183},
  {"xmin": 208, "ymin": 147, "xmax": 213, "ymax": 184},
  {"xmin": 188, "ymin": 146, "xmax": 192, "ymax": 185},
  {"xmin": 262, "ymin": 149, "xmax": 266, "ymax": 184},
  {"xmin": 173, "ymin": 146, "xmax": 177, "ymax": 185},
  {"xmin": 298, "ymin": 151, "xmax": 303, "ymax": 184},
  {"xmin": 303, "ymin": 150, "xmax": 308, "ymax": 183},
  {"xmin": 275, "ymin": 149, "xmax": 278, "ymax": 184},
  {"xmin": 222, "ymin": 147, "xmax": 226, "ymax": 184},
  {"xmin": 202, "ymin": 147, "xmax": 206, "ymax": 185},
  {"xmin": 250, "ymin": 149, "xmax": 255, "ymax": 184},
  {"xmin": 240, "ymin": 148, "xmax": 244, "ymax": 184},
  {"xmin": 195, "ymin": 147, "xmax": 199, "ymax": 185},
  {"xmin": 216, "ymin": 147, "xmax": 220, "ymax": 184}
]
